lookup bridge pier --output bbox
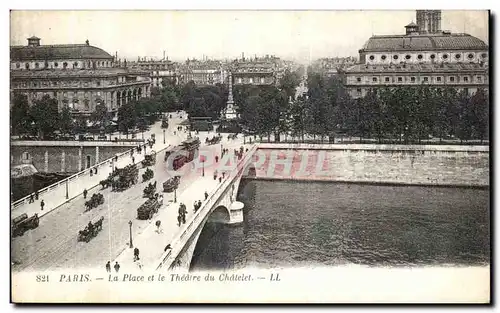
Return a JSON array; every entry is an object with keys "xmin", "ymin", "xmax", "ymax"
[{"xmin": 226, "ymin": 201, "xmax": 244, "ymax": 224}]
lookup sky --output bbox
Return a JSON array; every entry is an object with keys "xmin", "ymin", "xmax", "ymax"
[{"xmin": 10, "ymin": 10, "xmax": 489, "ymax": 63}]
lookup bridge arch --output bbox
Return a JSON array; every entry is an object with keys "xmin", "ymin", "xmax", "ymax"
[{"xmin": 208, "ymin": 205, "xmax": 230, "ymax": 223}]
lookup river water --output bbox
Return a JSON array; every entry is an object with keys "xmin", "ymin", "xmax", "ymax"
[{"xmin": 190, "ymin": 180, "xmax": 490, "ymax": 271}]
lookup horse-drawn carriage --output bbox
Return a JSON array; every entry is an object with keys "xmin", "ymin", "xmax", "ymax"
[
  {"xmin": 161, "ymin": 118, "xmax": 169, "ymax": 129},
  {"xmin": 163, "ymin": 176, "xmax": 181, "ymax": 193},
  {"xmin": 142, "ymin": 151, "xmax": 157, "ymax": 167},
  {"xmin": 12, "ymin": 213, "xmax": 39, "ymax": 237},
  {"xmin": 143, "ymin": 181, "xmax": 157, "ymax": 198},
  {"xmin": 112, "ymin": 164, "xmax": 139, "ymax": 191},
  {"xmin": 206, "ymin": 135, "xmax": 222, "ymax": 145},
  {"xmin": 78, "ymin": 216, "xmax": 104, "ymax": 243},
  {"xmin": 137, "ymin": 197, "xmax": 161, "ymax": 220},
  {"xmin": 84, "ymin": 193, "xmax": 104, "ymax": 211},
  {"xmin": 142, "ymin": 168, "xmax": 154, "ymax": 182}
]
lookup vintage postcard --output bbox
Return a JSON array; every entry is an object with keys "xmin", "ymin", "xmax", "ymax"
[{"xmin": 9, "ymin": 9, "xmax": 490, "ymax": 303}]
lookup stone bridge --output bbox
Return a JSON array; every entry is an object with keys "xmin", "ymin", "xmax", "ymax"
[{"xmin": 156, "ymin": 144, "xmax": 258, "ymax": 271}]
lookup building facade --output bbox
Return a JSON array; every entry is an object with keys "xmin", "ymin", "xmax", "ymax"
[
  {"xmin": 179, "ymin": 59, "xmax": 226, "ymax": 86},
  {"xmin": 10, "ymin": 37, "xmax": 152, "ymax": 115},
  {"xmin": 344, "ymin": 11, "xmax": 489, "ymax": 98},
  {"xmin": 129, "ymin": 58, "xmax": 179, "ymax": 87}
]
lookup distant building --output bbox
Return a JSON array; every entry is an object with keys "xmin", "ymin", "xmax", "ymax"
[
  {"xmin": 231, "ymin": 54, "xmax": 287, "ymax": 86},
  {"xmin": 10, "ymin": 36, "xmax": 151, "ymax": 116},
  {"xmin": 179, "ymin": 59, "xmax": 226, "ymax": 86},
  {"xmin": 312, "ymin": 57, "xmax": 357, "ymax": 77},
  {"xmin": 344, "ymin": 10, "xmax": 489, "ymax": 99},
  {"xmin": 129, "ymin": 57, "xmax": 179, "ymax": 87}
]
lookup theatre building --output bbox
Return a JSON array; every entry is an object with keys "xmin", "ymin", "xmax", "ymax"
[
  {"xmin": 10, "ymin": 36, "xmax": 151, "ymax": 117},
  {"xmin": 344, "ymin": 10, "xmax": 489, "ymax": 99}
]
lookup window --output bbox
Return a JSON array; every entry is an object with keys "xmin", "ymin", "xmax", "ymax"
[
  {"xmin": 63, "ymin": 62, "xmax": 68, "ymax": 69},
  {"xmin": 33, "ymin": 82, "xmax": 37, "ymax": 87},
  {"xmin": 430, "ymin": 54, "xmax": 436, "ymax": 60},
  {"xmin": 97, "ymin": 81, "xmax": 101, "ymax": 87},
  {"xmin": 481, "ymin": 53, "xmax": 487, "ymax": 58},
  {"xmin": 410, "ymin": 77, "xmax": 416, "ymax": 82},
  {"xmin": 381, "ymin": 55, "xmax": 387, "ymax": 60},
  {"xmin": 385, "ymin": 77, "xmax": 390, "ymax": 82},
  {"xmin": 455, "ymin": 53, "xmax": 461, "ymax": 59},
  {"xmin": 54, "ymin": 62, "xmax": 59, "ymax": 67},
  {"xmin": 405, "ymin": 54, "xmax": 411, "ymax": 60},
  {"xmin": 468, "ymin": 53, "xmax": 474, "ymax": 59},
  {"xmin": 464, "ymin": 88, "xmax": 469, "ymax": 95},
  {"xmin": 442, "ymin": 54, "xmax": 448, "ymax": 60},
  {"xmin": 437, "ymin": 77, "xmax": 442, "ymax": 82},
  {"xmin": 417, "ymin": 54, "xmax": 423, "ymax": 60},
  {"xmin": 423, "ymin": 77, "xmax": 429, "ymax": 82},
  {"xmin": 393, "ymin": 55, "xmax": 399, "ymax": 60},
  {"xmin": 357, "ymin": 77, "xmax": 361, "ymax": 82},
  {"xmin": 22, "ymin": 152, "xmax": 30, "ymax": 160},
  {"xmin": 463, "ymin": 77, "xmax": 469, "ymax": 82},
  {"xmin": 35, "ymin": 62, "xmax": 39, "ymax": 69},
  {"xmin": 477, "ymin": 76, "xmax": 482, "ymax": 82},
  {"xmin": 73, "ymin": 62, "xmax": 78, "ymax": 68},
  {"xmin": 369, "ymin": 55, "xmax": 375, "ymax": 60},
  {"xmin": 16, "ymin": 63, "xmax": 20, "ymax": 68},
  {"xmin": 356, "ymin": 88, "xmax": 362, "ymax": 94},
  {"xmin": 372, "ymin": 77, "xmax": 377, "ymax": 82},
  {"xmin": 25, "ymin": 63, "xmax": 29, "ymax": 69},
  {"xmin": 397, "ymin": 77, "xmax": 403, "ymax": 82},
  {"xmin": 449, "ymin": 77, "xmax": 455, "ymax": 82}
]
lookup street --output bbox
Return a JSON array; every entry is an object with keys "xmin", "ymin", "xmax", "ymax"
[{"xmin": 11, "ymin": 113, "xmax": 248, "ymax": 271}]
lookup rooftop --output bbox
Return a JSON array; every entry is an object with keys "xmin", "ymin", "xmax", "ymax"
[
  {"xmin": 361, "ymin": 33, "xmax": 488, "ymax": 52},
  {"xmin": 11, "ymin": 44, "xmax": 114, "ymax": 61}
]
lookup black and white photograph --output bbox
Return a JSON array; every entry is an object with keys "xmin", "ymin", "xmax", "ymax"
[{"xmin": 8, "ymin": 8, "xmax": 490, "ymax": 303}]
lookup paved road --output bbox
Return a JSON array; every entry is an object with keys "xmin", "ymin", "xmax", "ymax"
[
  {"xmin": 11, "ymin": 112, "xmax": 188, "ymax": 219},
  {"xmin": 12, "ymin": 115, "xmax": 248, "ymax": 271}
]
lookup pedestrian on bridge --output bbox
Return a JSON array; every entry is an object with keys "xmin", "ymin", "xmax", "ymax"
[
  {"xmin": 83, "ymin": 188, "xmax": 88, "ymax": 199},
  {"xmin": 134, "ymin": 247, "xmax": 140, "ymax": 262},
  {"xmin": 204, "ymin": 191, "xmax": 208, "ymax": 200},
  {"xmin": 114, "ymin": 262, "xmax": 120, "ymax": 273},
  {"xmin": 213, "ymin": 170, "xmax": 218, "ymax": 180},
  {"xmin": 177, "ymin": 214, "xmax": 182, "ymax": 227},
  {"xmin": 105, "ymin": 261, "xmax": 111, "ymax": 272},
  {"xmin": 35, "ymin": 190, "xmax": 39, "ymax": 200},
  {"xmin": 215, "ymin": 155, "xmax": 219, "ymax": 163},
  {"xmin": 132, "ymin": 156, "xmax": 135, "ymax": 164},
  {"xmin": 164, "ymin": 244, "xmax": 172, "ymax": 252},
  {"xmin": 29, "ymin": 193, "xmax": 34, "ymax": 203},
  {"xmin": 94, "ymin": 167, "xmax": 98, "ymax": 175},
  {"xmin": 219, "ymin": 177, "xmax": 222, "ymax": 183},
  {"xmin": 40, "ymin": 200, "xmax": 45, "ymax": 211}
]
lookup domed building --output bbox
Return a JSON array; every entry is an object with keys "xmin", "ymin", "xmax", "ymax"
[
  {"xmin": 10, "ymin": 36, "xmax": 152, "ymax": 116},
  {"xmin": 344, "ymin": 10, "xmax": 489, "ymax": 98}
]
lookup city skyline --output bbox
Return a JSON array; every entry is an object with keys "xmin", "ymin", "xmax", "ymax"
[{"xmin": 10, "ymin": 10, "xmax": 489, "ymax": 63}]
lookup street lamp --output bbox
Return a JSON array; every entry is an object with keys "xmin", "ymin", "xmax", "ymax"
[
  {"xmin": 174, "ymin": 187, "xmax": 177, "ymax": 203},
  {"xmin": 128, "ymin": 220, "xmax": 133, "ymax": 248},
  {"xmin": 163, "ymin": 129, "xmax": 166, "ymax": 144},
  {"xmin": 65, "ymin": 179, "xmax": 69, "ymax": 199}
]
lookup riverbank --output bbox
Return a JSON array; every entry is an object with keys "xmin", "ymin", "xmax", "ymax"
[{"xmin": 252, "ymin": 143, "xmax": 489, "ymax": 187}]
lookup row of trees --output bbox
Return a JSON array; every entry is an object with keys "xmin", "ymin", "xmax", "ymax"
[{"xmin": 234, "ymin": 70, "xmax": 489, "ymax": 143}]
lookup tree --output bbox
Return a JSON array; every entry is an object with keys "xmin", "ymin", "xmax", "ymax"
[
  {"xmin": 58, "ymin": 106, "xmax": 74, "ymax": 135},
  {"xmin": 29, "ymin": 95, "xmax": 59, "ymax": 139},
  {"xmin": 469, "ymin": 88, "xmax": 489, "ymax": 142},
  {"xmin": 117, "ymin": 102, "xmax": 137, "ymax": 136},
  {"xmin": 10, "ymin": 93, "xmax": 31, "ymax": 136}
]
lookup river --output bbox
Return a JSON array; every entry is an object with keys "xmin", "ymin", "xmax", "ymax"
[{"xmin": 190, "ymin": 180, "xmax": 490, "ymax": 270}]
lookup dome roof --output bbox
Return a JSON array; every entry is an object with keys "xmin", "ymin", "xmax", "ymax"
[
  {"xmin": 361, "ymin": 33, "xmax": 488, "ymax": 52},
  {"xmin": 11, "ymin": 44, "xmax": 114, "ymax": 61}
]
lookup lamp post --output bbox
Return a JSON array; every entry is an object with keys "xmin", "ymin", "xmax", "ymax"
[
  {"xmin": 174, "ymin": 187, "xmax": 177, "ymax": 203},
  {"xmin": 202, "ymin": 159, "xmax": 205, "ymax": 177},
  {"xmin": 65, "ymin": 179, "xmax": 69, "ymax": 199},
  {"xmin": 128, "ymin": 220, "xmax": 133, "ymax": 248},
  {"xmin": 163, "ymin": 129, "xmax": 166, "ymax": 144}
]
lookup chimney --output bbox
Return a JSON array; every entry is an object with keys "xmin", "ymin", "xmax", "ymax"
[
  {"xmin": 27, "ymin": 36, "xmax": 41, "ymax": 47},
  {"xmin": 163, "ymin": 51, "xmax": 166, "ymax": 60}
]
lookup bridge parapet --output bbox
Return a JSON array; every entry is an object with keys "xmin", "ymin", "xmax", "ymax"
[
  {"xmin": 11, "ymin": 140, "xmax": 151, "ymax": 213},
  {"xmin": 156, "ymin": 144, "xmax": 258, "ymax": 271}
]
